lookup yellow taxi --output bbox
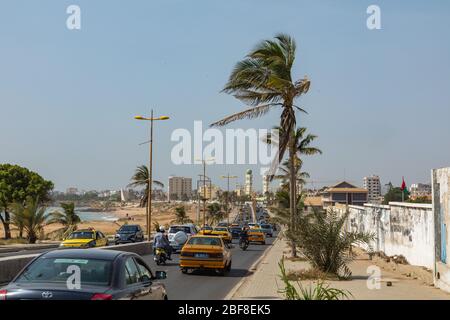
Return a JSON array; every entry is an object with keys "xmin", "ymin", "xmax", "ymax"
[
  {"xmin": 180, "ymin": 235, "xmax": 232, "ymax": 276},
  {"xmin": 60, "ymin": 228, "xmax": 109, "ymax": 248},
  {"xmin": 211, "ymin": 227, "xmax": 232, "ymax": 244},
  {"xmin": 247, "ymin": 228, "xmax": 266, "ymax": 245},
  {"xmin": 197, "ymin": 226, "xmax": 214, "ymax": 235}
]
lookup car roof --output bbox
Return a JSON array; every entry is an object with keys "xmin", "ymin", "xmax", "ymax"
[{"xmin": 41, "ymin": 249, "xmax": 127, "ymax": 261}]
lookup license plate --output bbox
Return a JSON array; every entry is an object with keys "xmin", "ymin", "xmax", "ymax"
[{"xmin": 195, "ymin": 253, "xmax": 209, "ymax": 258}]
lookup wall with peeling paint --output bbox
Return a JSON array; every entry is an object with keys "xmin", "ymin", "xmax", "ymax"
[
  {"xmin": 432, "ymin": 167, "xmax": 450, "ymax": 292},
  {"xmin": 339, "ymin": 202, "xmax": 434, "ymax": 269}
]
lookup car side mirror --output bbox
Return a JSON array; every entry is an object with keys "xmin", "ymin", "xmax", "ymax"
[
  {"xmin": 140, "ymin": 275, "xmax": 151, "ymax": 283},
  {"xmin": 154, "ymin": 271, "xmax": 167, "ymax": 280}
]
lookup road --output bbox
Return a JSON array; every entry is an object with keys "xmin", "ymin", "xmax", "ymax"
[{"xmin": 141, "ymin": 234, "xmax": 277, "ymax": 300}]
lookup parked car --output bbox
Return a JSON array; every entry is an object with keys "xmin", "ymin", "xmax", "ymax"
[
  {"xmin": 168, "ymin": 224, "xmax": 198, "ymax": 252},
  {"xmin": 0, "ymin": 249, "xmax": 168, "ymax": 300},
  {"xmin": 179, "ymin": 235, "xmax": 232, "ymax": 276},
  {"xmin": 260, "ymin": 224, "xmax": 274, "ymax": 237},
  {"xmin": 115, "ymin": 224, "xmax": 144, "ymax": 244},
  {"xmin": 59, "ymin": 228, "xmax": 108, "ymax": 248}
]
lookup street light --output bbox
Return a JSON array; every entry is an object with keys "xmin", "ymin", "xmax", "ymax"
[
  {"xmin": 220, "ymin": 174, "xmax": 237, "ymax": 225},
  {"xmin": 195, "ymin": 157, "xmax": 215, "ymax": 227},
  {"xmin": 134, "ymin": 110, "xmax": 170, "ymax": 240}
]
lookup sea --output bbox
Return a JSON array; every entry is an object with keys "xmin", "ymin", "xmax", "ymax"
[{"xmin": 45, "ymin": 207, "xmax": 119, "ymax": 222}]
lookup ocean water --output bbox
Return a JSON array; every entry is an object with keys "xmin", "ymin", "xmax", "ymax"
[{"xmin": 46, "ymin": 207, "xmax": 119, "ymax": 222}]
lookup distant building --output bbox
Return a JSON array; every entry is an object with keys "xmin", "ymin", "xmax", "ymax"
[
  {"xmin": 321, "ymin": 181, "xmax": 368, "ymax": 207},
  {"xmin": 262, "ymin": 175, "xmax": 270, "ymax": 194},
  {"xmin": 304, "ymin": 196, "xmax": 324, "ymax": 212},
  {"xmin": 235, "ymin": 184, "xmax": 245, "ymax": 197},
  {"xmin": 168, "ymin": 176, "xmax": 192, "ymax": 201},
  {"xmin": 66, "ymin": 187, "xmax": 79, "ymax": 195},
  {"xmin": 198, "ymin": 184, "xmax": 220, "ymax": 200},
  {"xmin": 410, "ymin": 183, "xmax": 432, "ymax": 199},
  {"xmin": 363, "ymin": 175, "xmax": 382, "ymax": 202},
  {"xmin": 245, "ymin": 169, "xmax": 253, "ymax": 196}
]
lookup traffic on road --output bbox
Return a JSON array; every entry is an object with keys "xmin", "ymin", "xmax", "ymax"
[{"xmin": 0, "ymin": 204, "xmax": 277, "ymax": 300}]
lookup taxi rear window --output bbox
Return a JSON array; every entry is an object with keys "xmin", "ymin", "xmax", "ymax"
[{"xmin": 187, "ymin": 237, "xmax": 222, "ymax": 246}]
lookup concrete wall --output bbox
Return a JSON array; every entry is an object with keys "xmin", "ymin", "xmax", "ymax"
[
  {"xmin": 341, "ymin": 202, "xmax": 434, "ymax": 269},
  {"xmin": 0, "ymin": 241, "xmax": 153, "ymax": 285},
  {"xmin": 432, "ymin": 167, "xmax": 450, "ymax": 292}
]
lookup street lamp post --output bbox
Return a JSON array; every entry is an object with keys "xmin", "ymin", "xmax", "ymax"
[
  {"xmin": 196, "ymin": 157, "xmax": 215, "ymax": 227},
  {"xmin": 134, "ymin": 111, "xmax": 169, "ymax": 240},
  {"xmin": 220, "ymin": 174, "xmax": 237, "ymax": 225}
]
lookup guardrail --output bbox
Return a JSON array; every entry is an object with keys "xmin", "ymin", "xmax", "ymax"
[{"xmin": 0, "ymin": 241, "xmax": 153, "ymax": 286}]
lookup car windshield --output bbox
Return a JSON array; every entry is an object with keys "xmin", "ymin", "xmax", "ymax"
[
  {"xmin": 15, "ymin": 257, "xmax": 112, "ymax": 286},
  {"xmin": 119, "ymin": 225, "xmax": 138, "ymax": 232},
  {"xmin": 169, "ymin": 226, "xmax": 191, "ymax": 233},
  {"xmin": 214, "ymin": 228, "xmax": 228, "ymax": 232},
  {"xmin": 250, "ymin": 229, "xmax": 263, "ymax": 233},
  {"xmin": 187, "ymin": 237, "xmax": 221, "ymax": 246},
  {"xmin": 67, "ymin": 231, "xmax": 94, "ymax": 239},
  {"xmin": 261, "ymin": 225, "xmax": 271, "ymax": 229},
  {"xmin": 231, "ymin": 228, "xmax": 241, "ymax": 232}
]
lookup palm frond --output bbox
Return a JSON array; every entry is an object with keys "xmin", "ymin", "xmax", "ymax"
[{"xmin": 210, "ymin": 104, "xmax": 277, "ymax": 127}]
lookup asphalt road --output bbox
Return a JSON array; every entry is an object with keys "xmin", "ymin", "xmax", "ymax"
[{"xmin": 141, "ymin": 233, "xmax": 278, "ymax": 300}]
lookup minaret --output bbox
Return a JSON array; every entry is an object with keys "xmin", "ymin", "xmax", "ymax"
[{"xmin": 245, "ymin": 169, "xmax": 253, "ymax": 195}]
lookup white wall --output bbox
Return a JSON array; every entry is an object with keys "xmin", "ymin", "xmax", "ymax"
[{"xmin": 341, "ymin": 202, "xmax": 434, "ymax": 269}]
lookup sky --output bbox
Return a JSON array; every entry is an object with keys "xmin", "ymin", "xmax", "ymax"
[{"xmin": 1, "ymin": 0, "xmax": 450, "ymax": 192}]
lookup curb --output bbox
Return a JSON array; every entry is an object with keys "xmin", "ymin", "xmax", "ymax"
[{"xmin": 224, "ymin": 236, "xmax": 280, "ymax": 300}]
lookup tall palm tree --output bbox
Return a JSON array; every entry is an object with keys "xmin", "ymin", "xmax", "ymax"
[
  {"xmin": 172, "ymin": 206, "xmax": 193, "ymax": 224},
  {"xmin": 211, "ymin": 34, "xmax": 310, "ymax": 256},
  {"xmin": 11, "ymin": 197, "xmax": 51, "ymax": 244},
  {"xmin": 49, "ymin": 202, "xmax": 81, "ymax": 238},
  {"xmin": 128, "ymin": 165, "xmax": 164, "ymax": 217}
]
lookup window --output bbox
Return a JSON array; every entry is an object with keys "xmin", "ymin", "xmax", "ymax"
[
  {"xmin": 188, "ymin": 237, "xmax": 222, "ymax": 246},
  {"xmin": 135, "ymin": 259, "xmax": 153, "ymax": 282},
  {"xmin": 125, "ymin": 258, "xmax": 140, "ymax": 285}
]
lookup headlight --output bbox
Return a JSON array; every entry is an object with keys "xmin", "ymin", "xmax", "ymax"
[{"xmin": 115, "ymin": 234, "xmax": 120, "ymax": 238}]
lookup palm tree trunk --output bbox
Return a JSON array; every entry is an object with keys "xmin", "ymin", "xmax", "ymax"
[
  {"xmin": 289, "ymin": 131, "xmax": 297, "ymax": 258},
  {"xmin": 1, "ymin": 210, "xmax": 12, "ymax": 240}
]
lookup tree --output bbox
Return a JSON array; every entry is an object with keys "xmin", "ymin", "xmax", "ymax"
[
  {"xmin": 211, "ymin": 34, "xmax": 311, "ymax": 257},
  {"xmin": 11, "ymin": 197, "xmax": 52, "ymax": 244},
  {"xmin": 172, "ymin": 206, "xmax": 193, "ymax": 224},
  {"xmin": 293, "ymin": 208, "xmax": 374, "ymax": 278},
  {"xmin": 207, "ymin": 203, "xmax": 223, "ymax": 225},
  {"xmin": 128, "ymin": 165, "xmax": 164, "ymax": 217},
  {"xmin": 383, "ymin": 187, "xmax": 409, "ymax": 204},
  {"xmin": 0, "ymin": 164, "xmax": 54, "ymax": 239},
  {"xmin": 49, "ymin": 202, "xmax": 81, "ymax": 238}
]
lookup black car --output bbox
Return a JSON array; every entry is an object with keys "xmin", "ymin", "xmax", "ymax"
[
  {"xmin": 230, "ymin": 227, "xmax": 242, "ymax": 239},
  {"xmin": 0, "ymin": 249, "xmax": 168, "ymax": 300},
  {"xmin": 115, "ymin": 224, "xmax": 144, "ymax": 244}
]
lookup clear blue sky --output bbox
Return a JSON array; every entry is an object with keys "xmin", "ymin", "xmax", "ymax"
[{"xmin": 1, "ymin": 0, "xmax": 449, "ymax": 192}]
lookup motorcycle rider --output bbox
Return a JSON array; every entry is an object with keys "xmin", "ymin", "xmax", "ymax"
[
  {"xmin": 153, "ymin": 226, "xmax": 172, "ymax": 260},
  {"xmin": 239, "ymin": 226, "xmax": 249, "ymax": 246}
]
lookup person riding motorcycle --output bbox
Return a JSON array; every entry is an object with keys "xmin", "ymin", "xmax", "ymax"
[
  {"xmin": 239, "ymin": 226, "xmax": 249, "ymax": 245},
  {"xmin": 153, "ymin": 226, "xmax": 172, "ymax": 260}
]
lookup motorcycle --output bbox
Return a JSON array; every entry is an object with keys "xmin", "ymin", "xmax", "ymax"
[
  {"xmin": 154, "ymin": 247, "xmax": 168, "ymax": 265},
  {"xmin": 239, "ymin": 238, "xmax": 249, "ymax": 251}
]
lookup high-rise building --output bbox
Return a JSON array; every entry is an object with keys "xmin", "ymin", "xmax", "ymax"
[
  {"xmin": 245, "ymin": 169, "xmax": 253, "ymax": 196},
  {"xmin": 363, "ymin": 175, "xmax": 382, "ymax": 202},
  {"xmin": 262, "ymin": 175, "xmax": 270, "ymax": 194},
  {"xmin": 198, "ymin": 184, "xmax": 220, "ymax": 200},
  {"xmin": 168, "ymin": 176, "xmax": 192, "ymax": 201}
]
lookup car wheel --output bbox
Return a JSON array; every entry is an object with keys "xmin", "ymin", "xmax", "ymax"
[
  {"xmin": 181, "ymin": 268, "xmax": 188, "ymax": 274},
  {"xmin": 217, "ymin": 268, "xmax": 226, "ymax": 276},
  {"xmin": 226, "ymin": 261, "xmax": 232, "ymax": 272}
]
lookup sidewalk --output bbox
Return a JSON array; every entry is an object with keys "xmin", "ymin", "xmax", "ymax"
[{"xmin": 230, "ymin": 237, "xmax": 450, "ymax": 300}]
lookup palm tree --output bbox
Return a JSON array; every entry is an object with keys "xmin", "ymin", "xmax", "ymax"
[
  {"xmin": 172, "ymin": 206, "xmax": 193, "ymax": 224},
  {"xmin": 49, "ymin": 202, "xmax": 81, "ymax": 238},
  {"xmin": 207, "ymin": 203, "xmax": 223, "ymax": 225},
  {"xmin": 11, "ymin": 197, "xmax": 52, "ymax": 244},
  {"xmin": 211, "ymin": 34, "xmax": 311, "ymax": 257},
  {"xmin": 128, "ymin": 165, "xmax": 164, "ymax": 217}
]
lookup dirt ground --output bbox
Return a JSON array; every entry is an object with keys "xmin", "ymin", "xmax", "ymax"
[{"xmin": 0, "ymin": 202, "xmax": 199, "ymax": 240}]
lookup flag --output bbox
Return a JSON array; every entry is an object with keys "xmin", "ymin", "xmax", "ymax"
[{"xmin": 401, "ymin": 177, "xmax": 406, "ymax": 191}]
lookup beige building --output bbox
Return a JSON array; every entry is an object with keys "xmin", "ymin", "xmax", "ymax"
[
  {"xmin": 198, "ymin": 184, "xmax": 220, "ymax": 200},
  {"xmin": 321, "ymin": 181, "xmax": 368, "ymax": 207},
  {"xmin": 168, "ymin": 176, "xmax": 192, "ymax": 201},
  {"xmin": 262, "ymin": 174, "xmax": 270, "ymax": 194}
]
